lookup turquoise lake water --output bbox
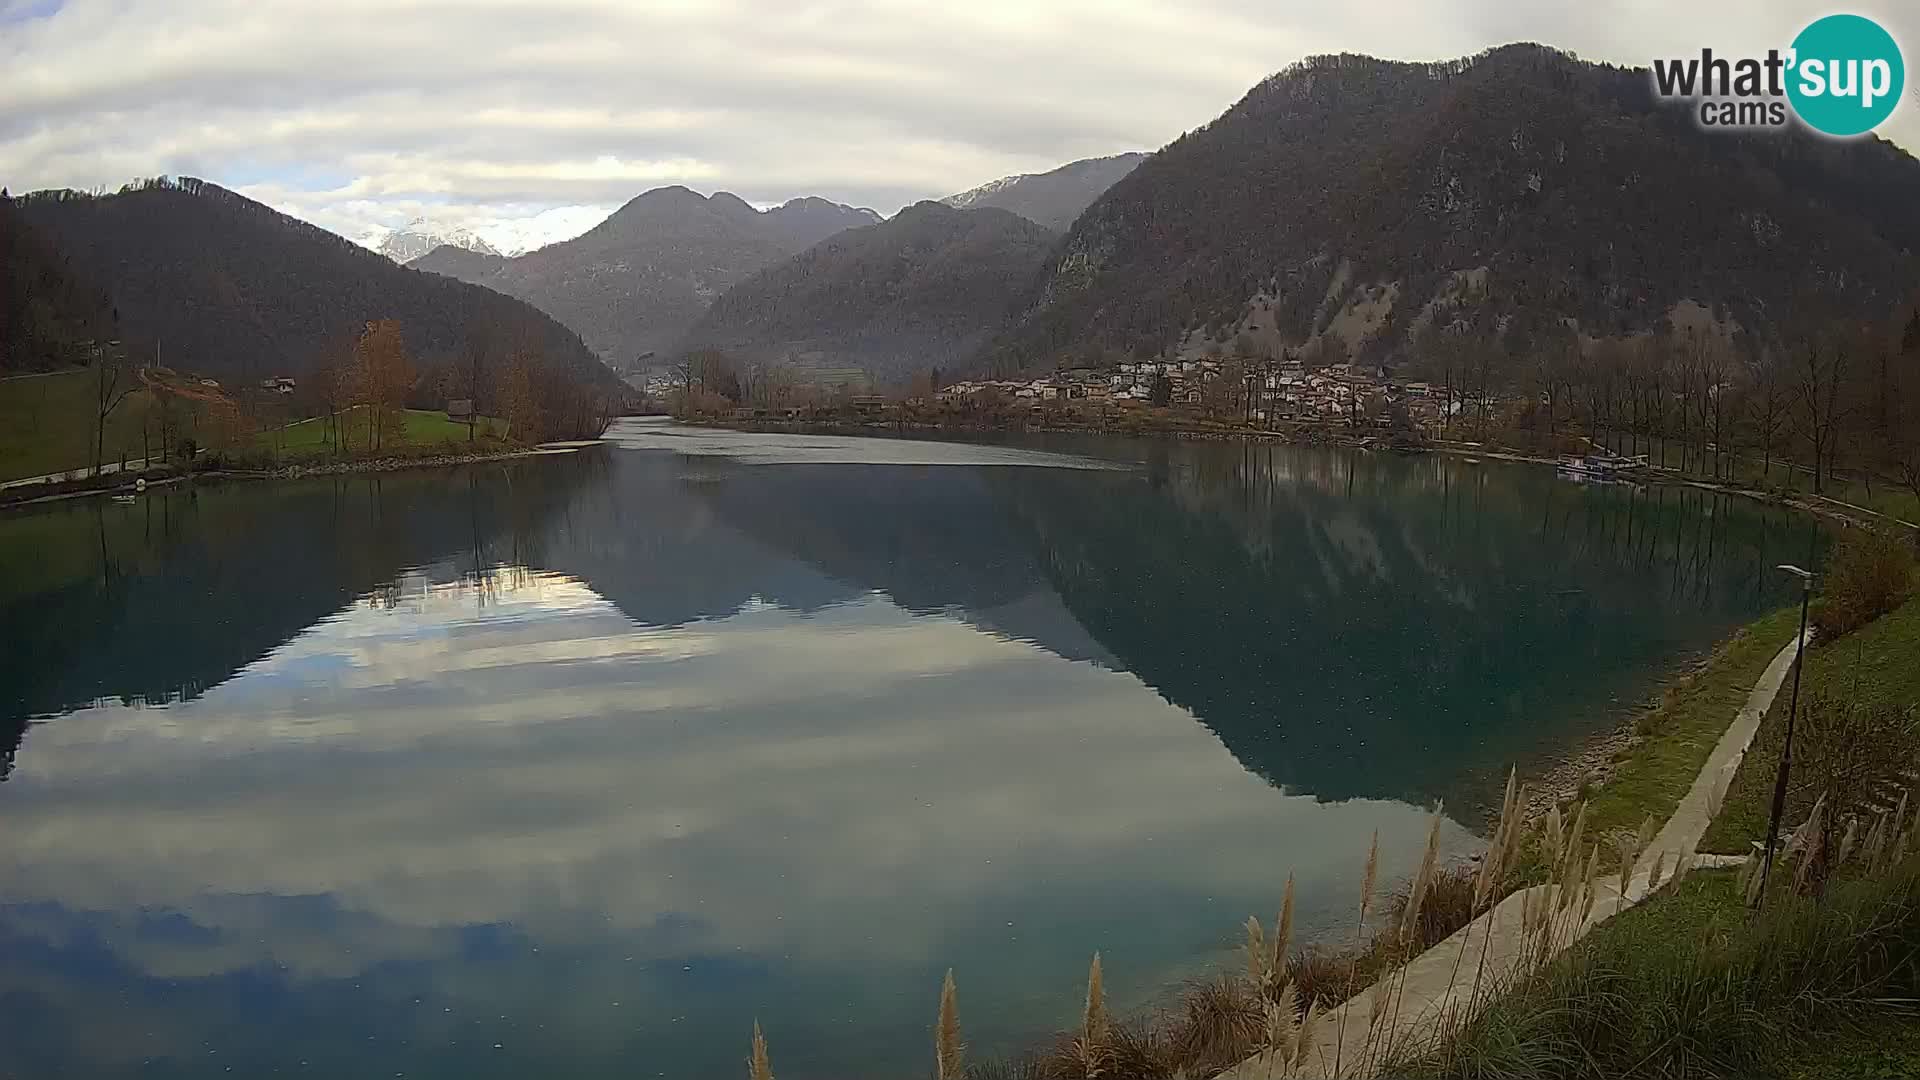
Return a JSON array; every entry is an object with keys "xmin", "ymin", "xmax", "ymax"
[{"xmin": 0, "ymin": 420, "xmax": 1819, "ymax": 1078}]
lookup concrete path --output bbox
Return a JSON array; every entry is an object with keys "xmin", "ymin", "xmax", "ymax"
[
  {"xmin": 1642, "ymin": 632, "xmax": 1804, "ymax": 864},
  {"xmin": 0, "ymin": 457, "xmax": 153, "ymax": 491},
  {"xmin": 1221, "ymin": 630, "xmax": 1807, "ymax": 1080}
]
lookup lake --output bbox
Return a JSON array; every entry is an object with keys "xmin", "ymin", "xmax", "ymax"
[{"xmin": 0, "ymin": 420, "xmax": 1818, "ymax": 1078}]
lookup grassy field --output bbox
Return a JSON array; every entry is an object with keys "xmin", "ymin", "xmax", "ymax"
[
  {"xmin": 1575, "ymin": 607, "xmax": 1804, "ymax": 839},
  {"xmin": 1407, "ymin": 864, "xmax": 1920, "ymax": 1080},
  {"xmin": 1701, "ymin": 588, "xmax": 1920, "ymax": 854},
  {"xmin": 261, "ymin": 406, "xmax": 505, "ymax": 460},
  {"xmin": 1407, "ymin": 569, "xmax": 1920, "ymax": 1079},
  {"xmin": 1785, "ymin": 1014, "xmax": 1920, "ymax": 1080},
  {"xmin": 0, "ymin": 369, "xmax": 157, "ymax": 482},
  {"xmin": 0, "ymin": 371, "xmax": 511, "ymax": 481},
  {"xmin": 1590, "ymin": 432, "xmax": 1920, "ymax": 525}
]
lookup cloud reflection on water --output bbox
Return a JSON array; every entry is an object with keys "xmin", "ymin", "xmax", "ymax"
[
  {"xmin": 0, "ymin": 568, "xmax": 1458, "ymax": 1077},
  {"xmin": 0, "ymin": 427, "xmax": 1815, "ymax": 1078}
]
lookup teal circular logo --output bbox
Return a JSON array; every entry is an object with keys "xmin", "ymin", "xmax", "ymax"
[{"xmin": 1787, "ymin": 14, "xmax": 1905, "ymax": 136}]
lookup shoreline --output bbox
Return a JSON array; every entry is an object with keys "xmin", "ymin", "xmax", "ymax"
[
  {"xmin": 672, "ymin": 414, "xmax": 1833, "ymax": 834},
  {"xmin": 0, "ymin": 445, "xmax": 587, "ymax": 511},
  {"xmin": 1509, "ymin": 652, "xmax": 1715, "ymax": 828},
  {"xmin": 691, "ymin": 414, "xmax": 1908, "ymax": 532}
]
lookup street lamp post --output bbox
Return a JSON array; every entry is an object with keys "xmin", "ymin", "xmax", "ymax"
[{"xmin": 1755, "ymin": 563, "xmax": 1815, "ymax": 910}]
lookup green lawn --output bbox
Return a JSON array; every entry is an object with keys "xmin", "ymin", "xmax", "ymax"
[
  {"xmin": 0, "ymin": 369, "xmax": 157, "ymax": 482},
  {"xmin": 1577, "ymin": 607, "xmax": 1804, "ymax": 840},
  {"xmin": 260, "ymin": 407, "xmax": 505, "ymax": 460},
  {"xmin": 0, "ymin": 371, "xmax": 510, "ymax": 481},
  {"xmin": 1786, "ymin": 1014, "xmax": 1920, "ymax": 1080},
  {"xmin": 1591, "ymin": 433, "xmax": 1920, "ymax": 526},
  {"xmin": 1702, "ymin": 589, "xmax": 1920, "ymax": 854},
  {"xmin": 1412, "ymin": 864, "xmax": 1920, "ymax": 1079}
]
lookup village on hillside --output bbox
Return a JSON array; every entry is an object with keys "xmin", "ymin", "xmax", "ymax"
[
  {"xmin": 932, "ymin": 356, "xmax": 1455, "ymax": 429},
  {"xmin": 644, "ymin": 346, "xmax": 1472, "ymax": 436}
]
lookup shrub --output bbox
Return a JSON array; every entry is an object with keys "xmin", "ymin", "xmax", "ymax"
[
  {"xmin": 1790, "ymin": 692, "xmax": 1919, "ymax": 895},
  {"xmin": 1405, "ymin": 860, "xmax": 1920, "ymax": 1080},
  {"xmin": 1387, "ymin": 862, "xmax": 1481, "ymax": 955},
  {"xmin": 1166, "ymin": 975, "xmax": 1264, "ymax": 1074},
  {"xmin": 1812, "ymin": 530, "xmax": 1916, "ymax": 641},
  {"xmin": 192, "ymin": 446, "xmax": 278, "ymax": 473}
]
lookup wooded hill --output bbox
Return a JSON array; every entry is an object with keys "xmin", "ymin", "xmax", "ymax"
[
  {"xmin": 679, "ymin": 202, "xmax": 1058, "ymax": 383},
  {"xmin": 11, "ymin": 179, "xmax": 623, "ymax": 398},
  {"xmin": 990, "ymin": 44, "xmax": 1920, "ymax": 371},
  {"xmin": 413, "ymin": 186, "xmax": 879, "ymax": 367},
  {"xmin": 0, "ymin": 195, "xmax": 117, "ymax": 373}
]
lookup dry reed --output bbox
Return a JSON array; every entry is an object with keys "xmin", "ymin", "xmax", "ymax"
[
  {"xmin": 1084, "ymin": 952, "xmax": 1107, "ymax": 1045},
  {"xmin": 937, "ymin": 968, "xmax": 964, "ymax": 1080},
  {"xmin": 749, "ymin": 1020, "xmax": 773, "ymax": 1080}
]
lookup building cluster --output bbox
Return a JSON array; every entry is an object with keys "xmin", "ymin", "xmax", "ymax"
[
  {"xmin": 936, "ymin": 358, "xmax": 1460, "ymax": 429},
  {"xmin": 936, "ymin": 359, "xmax": 1221, "ymax": 405}
]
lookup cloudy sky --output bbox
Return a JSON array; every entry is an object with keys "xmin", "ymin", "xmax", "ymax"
[{"xmin": 3, "ymin": 0, "xmax": 1915, "ymax": 253}]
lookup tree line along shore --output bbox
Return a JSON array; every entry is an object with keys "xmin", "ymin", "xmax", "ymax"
[
  {"xmin": 666, "ymin": 295, "xmax": 1920, "ymax": 532},
  {"xmin": 0, "ymin": 317, "xmax": 624, "ymax": 504}
]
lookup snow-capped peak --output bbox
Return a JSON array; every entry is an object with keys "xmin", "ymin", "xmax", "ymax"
[
  {"xmin": 941, "ymin": 174, "xmax": 1022, "ymax": 211},
  {"xmin": 368, "ymin": 218, "xmax": 502, "ymax": 263}
]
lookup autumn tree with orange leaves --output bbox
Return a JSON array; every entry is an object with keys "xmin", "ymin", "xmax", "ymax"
[{"xmin": 351, "ymin": 319, "xmax": 416, "ymax": 453}]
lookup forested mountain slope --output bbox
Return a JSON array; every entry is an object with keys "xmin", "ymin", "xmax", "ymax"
[
  {"xmin": 414, "ymin": 187, "xmax": 879, "ymax": 366},
  {"xmin": 0, "ymin": 196, "xmax": 117, "ymax": 372},
  {"xmin": 991, "ymin": 45, "xmax": 1920, "ymax": 371},
  {"xmin": 13, "ymin": 179, "xmax": 620, "ymax": 392},
  {"xmin": 681, "ymin": 202, "xmax": 1057, "ymax": 383}
]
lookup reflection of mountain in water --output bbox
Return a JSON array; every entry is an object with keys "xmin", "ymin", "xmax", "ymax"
[
  {"xmin": 664, "ymin": 463, "xmax": 1117, "ymax": 666},
  {"xmin": 561, "ymin": 445, "xmax": 1810, "ymax": 804},
  {"xmin": 0, "ymin": 459, "xmax": 602, "ymax": 773},
  {"xmin": 987, "ymin": 446, "xmax": 1814, "ymax": 802},
  {"xmin": 0, "ymin": 438, "xmax": 1814, "ymax": 805}
]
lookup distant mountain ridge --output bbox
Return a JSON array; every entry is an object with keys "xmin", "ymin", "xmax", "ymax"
[
  {"xmin": 991, "ymin": 46, "xmax": 1920, "ymax": 371},
  {"xmin": 13, "ymin": 178, "xmax": 621, "ymax": 394},
  {"xmin": 942, "ymin": 153, "xmax": 1147, "ymax": 231},
  {"xmin": 681, "ymin": 202, "xmax": 1056, "ymax": 383},
  {"xmin": 413, "ymin": 187, "xmax": 880, "ymax": 367},
  {"xmin": 370, "ymin": 219, "xmax": 502, "ymax": 263}
]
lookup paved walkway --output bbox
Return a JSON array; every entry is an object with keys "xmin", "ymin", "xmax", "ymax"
[
  {"xmin": 0, "ymin": 458, "xmax": 153, "ymax": 492},
  {"xmin": 1222, "ymin": 631, "xmax": 1808, "ymax": 1079}
]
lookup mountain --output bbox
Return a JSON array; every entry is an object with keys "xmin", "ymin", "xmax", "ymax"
[
  {"xmin": 0, "ymin": 196, "xmax": 116, "ymax": 372},
  {"xmin": 369, "ymin": 218, "xmax": 502, "ymax": 263},
  {"xmin": 942, "ymin": 152, "xmax": 1147, "ymax": 231},
  {"xmin": 991, "ymin": 46, "xmax": 1920, "ymax": 371},
  {"xmin": 680, "ymin": 202, "xmax": 1058, "ymax": 383},
  {"xmin": 414, "ymin": 187, "xmax": 880, "ymax": 367},
  {"xmin": 12, "ymin": 178, "xmax": 622, "ymax": 396}
]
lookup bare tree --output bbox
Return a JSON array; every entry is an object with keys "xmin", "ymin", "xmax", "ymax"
[
  {"xmin": 1792, "ymin": 330, "xmax": 1851, "ymax": 496},
  {"xmin": 1892, "ymin": 304, "xmax": 1920, "ymax": 511},
  {"xmin": 1743, "ymin": 344, "xmax": 1790, "ymax": 486},
  {"xmin": 1685, "ymin": 329, "xmax": 1735, "ymax": 481},
  {"xmin": 458, "ymin": 336, "xmax": 493, "ymax": 441},
  {"xmin": 670, "ymin": 353, "xmax": 696, "ymax": 416},
  {"xmin": 498, "ymin": 348, "xmax": 544, "ymax": 442},
  {"xmin": 90, "ymin": 339, "xmax": 136, "ymax": 477}
]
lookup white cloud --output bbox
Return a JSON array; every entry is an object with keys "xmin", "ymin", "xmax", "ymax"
[
  {"xmin": 2, "ymin": 0, "xmax": 1914, "ymax": 250},
  {"xmin": 0, "ymin": 574, "xmax": 1475, "ymax": 1035}
]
